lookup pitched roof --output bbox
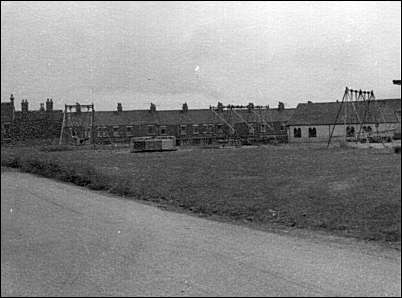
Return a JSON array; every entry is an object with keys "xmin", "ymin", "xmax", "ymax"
[
  {"xmin": 14, "ymin": 110, "xmax": 63, "ymax": 121},
  {"xmin": 67, "ymin": 109, "xmax": 222, "ymax": 127},
  {"xmin": 232, "ymin": 108, "xmax": 296, "ymax": 123},
  {"xmin": 1, "ymin": 102, "xmax": 14, "ymax": 123},
  {"xmin": 66, "ymin": 107, "xmax": 296, "ymax": 127},
  {"xmin": 287, "ymin": 98, "xmax": 401, "ymax": 126}
]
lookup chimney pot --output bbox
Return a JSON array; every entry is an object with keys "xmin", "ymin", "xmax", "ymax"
[
  {"xmin": 182, "ymin": 102, "xmax": 188, "ymax": 113},
  {"xmin": 217, "ymin": 102, "xmax": 224, "ymax": 112}
]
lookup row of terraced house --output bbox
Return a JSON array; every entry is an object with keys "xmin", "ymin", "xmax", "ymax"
[
  {"xmin": 1, "ymin": 96, "xmax": 295, "ymax": 145},
  {"xmin": 62, "ymin": 101, "xmax": 294, "ymax": 146},
  {"xmin": 1, "ymin": 93, "xmax": 401, "ymax": 145}
]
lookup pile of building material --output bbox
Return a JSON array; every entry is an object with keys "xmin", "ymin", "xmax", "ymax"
[{"xmin": 130, "ymin": 136, "xmax": 177, "ymax": 153}]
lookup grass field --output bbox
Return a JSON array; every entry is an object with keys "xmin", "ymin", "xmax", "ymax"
[{"xmin": 1, "ymin": 144, "xmax": 401, "ymax": 242}]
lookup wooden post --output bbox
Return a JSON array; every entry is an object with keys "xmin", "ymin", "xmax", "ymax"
[
  {"xmin": 344, "ymin": 90, "xmax": 348, "ymax": 142},
  {"xmin": 91, "ymin": 104, "xmax": 95, "ymax": 150},
  {"xmin": 327, "ymin": 87, "xmax": 348, "ymax": 148},
  {"xmin": 59, "ymin": 104, "xmax": 67, "ymax": 145}
]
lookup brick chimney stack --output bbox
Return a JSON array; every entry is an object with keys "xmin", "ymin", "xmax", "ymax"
[
  {"xmin": 9, "ymin": 94, "xmax": 15, "ymax": 108},
  {"xmin": 217, "ymin": 102, "xmax": 224, "ymax": 113},
  {"xmin": 150, "ymin": 102, "xmax": 156, "ymax": 113},
  {"xmin": 40, "ymin": 103, "xmax": 45, "ymax": 111},
  {"xmin": 21, "ymin": 99, "xmax": 29, "ymax": 113},
  {"xmin": 182, "ymin": 102, "xmax": 188, "ymax": 113},
  {"xmin": 46, "ymin": 98, "xmax": 53, "ymax": 112},
  {"xmin": 117, "ymin": 102, "xmax": 123, "ymax": 112},
  {"xmin": 247, "ymin": 102, "xmax": 254, "ymax": 112}
]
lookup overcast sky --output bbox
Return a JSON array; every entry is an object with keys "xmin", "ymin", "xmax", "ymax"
[{"xmin": 1, "ymin": 1, "xmax": 401, "ymax": 111}]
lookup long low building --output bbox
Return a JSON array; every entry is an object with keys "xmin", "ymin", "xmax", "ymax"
[{"xmin": 287, "ymin": 98, "xmax": 401, "ymax": 143}]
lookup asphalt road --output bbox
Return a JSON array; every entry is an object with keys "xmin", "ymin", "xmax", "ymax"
[{"xmin": 1, "ymin": 170, "xmax": 401, "ymax": 297}]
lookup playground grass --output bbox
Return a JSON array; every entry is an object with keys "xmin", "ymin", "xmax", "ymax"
[{"xmin": 2, "ymin": 143, "xmax": 401, "ymax": 242}]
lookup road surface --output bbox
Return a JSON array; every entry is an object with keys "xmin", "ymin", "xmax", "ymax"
[{"xmin": 1, "ymin": 170, "xmax": 401, "ymax": 296}]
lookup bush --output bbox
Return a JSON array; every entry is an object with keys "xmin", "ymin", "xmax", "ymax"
[
  {"xmin": 1, "ymin": 156, "xmax": 21, "ymax": 168},
  {"xmin": 21, "ymin": 158, "xmax": 46, "ymax": 174},
  {"xmin": 2, "ymin": 154, "xmax": 134, "ymax": 196}
]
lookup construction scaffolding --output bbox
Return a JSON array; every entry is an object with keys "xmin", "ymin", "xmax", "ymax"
[{"xmin": 209, "ymin": 103, "xmax": 283, "ymax": 145}]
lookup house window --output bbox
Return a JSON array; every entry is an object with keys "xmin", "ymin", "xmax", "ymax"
[
  {"xmin": 113, "ymin": 126, "xmax": 120, "ymax": 137},
  {"xmin": 308, "ymin": 127, "xmax": 317, "ymax": 138},
  {"xmin": 209, "ymin": 124, "xmax": 214, "ymax": 133},
  {"xmin": 102, "ymin": 127, "xmax": 108, "ymax": 137},
  {"xmin": 193, "ymin": 125, "xmax": 199, "ymax": 135},
  {"xmin": 217, "ymin": 124, "xmax": 224, "ymax": 134},
  {"xmin": 202, "ymin": 124, "xmax": 209, "ymax": 134},
  {"xmin": 361, "ymin": 126, "xmax": 372, "ymax": 134},
  {"xmin": 293, "ymin": 128, "xmax": 301, "ymax": 138},
  {"xmin": 346, "ymin": 126, "xmax": 355, "ymax": 137},
  {"xmin": 180, "ymin": 125, "xmax": 187, "ymax": 135},
  {"xmin": 3, "ymin": 123, "xmax": 10, "ymax": 134},
  {"xmin": 260, "ymin": 124, "xmax": 266, "ymax": 133},
  {"xmin": 85, "ymin": 128, "xmax": 91, "ymax": 138},
  {"xmin": 96, "ymin": 127, "xmax": 108, "ymax": 138},
  {"xmin": 160, "ymin": 126, "xmax": 167, "ymax": 135},
  {"xmin": 97, "ymin": 127, "xmax": 103, "ymax": 138},
  {"xmin": 126, "ymin": 126, "xmax": 134, "ymax": 136},
  {"xmin": 147, "ymin": 125, "xmax": 155, "ymax": 135},
  {"xmin": 248, "ymin": 124, "xmax": 255, "ymax": 134},
  {"xmin": 71, "ymin": 127, "xmax": 79, "ymax": 137}
]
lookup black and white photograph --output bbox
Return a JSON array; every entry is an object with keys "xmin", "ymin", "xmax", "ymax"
[{"xmin": 1, "ymin": 1, "xmax": 401, "ymax": 296}]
